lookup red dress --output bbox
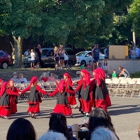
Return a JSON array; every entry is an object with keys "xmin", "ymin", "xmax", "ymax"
[
  {"xmin": 41, "ymin": 77, "xmax": 48, "ymax": 82},
  {"xmin": 90, "ymin": 79, "xmax": 111, "ymax": 111},
  {"xmin": 0, "ymin": 89, "xmax": 19, "ymax": 117},
  {"xmin": 65, "ymin": 81, "xmax": 77, "ymax": 105},
  {"xmin": 49, "ymin": 88, "xmax": 72, "ymax": 116},
  {"xmin": 22, "ymin": 85, "xmax": 46, "ymax": 113},
  {"xmin": 68, "ymin": 79, "xmax": 91, "ymax": 113},
  {"xmin": 8, "ymin": 87, "xmax": 20, "ymax": 114}
]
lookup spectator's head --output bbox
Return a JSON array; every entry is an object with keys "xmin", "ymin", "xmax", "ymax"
[
  {"xmin": 6, "ymin": 118, "xmax": 36, "ymax": 140},
  {"xmin": 49, "ymin": 113, "xmax": 71, "ymax": 140},
  {"xmin": 19, "ymin": 73, "xmax": 24, "ymax": 78},
  {"xmin": 118, "ymin": 66, "xmax": 123, "ymax": 71},
  {"xmin": 39, "ymin": 131, "xmax": 67, "ymax": 140},
  {"xmin": 13, "ymin": 72, "xmax": 18, "ymax": 79},
  {"xmin": 113, "ymin": 69, "xmax": 116, "ymax": 73},
  {"xmin": 89, "ymin": 60, "xmax": 92, "ymax": 64},
  {"xmin": 49, "ymin": 72, "xmax": 54, "ymax": 77},
  {"xmin": 37, "ymin": 44, "xmax": 41, "ymax": 49},
  {"xmin": 98, "ymin": 63, "xmax": 102, "ymax": 67},
  {"xmin": 54, "ymin": 46, "xmax": 59, "ymax": 52},
  {"xmin": 91, "ymin": 127, "xmax": 118, "ymax": 140},
  {"xmin": 59, "ymin": 45, "xmax": 63, "ymax": 50},
  {"xmin": 103, "ymin": 60, "xmax": 108, "ymax": 66},
  {"xmin": 88, "ymin": 108, "xmax": 116, "ymax": 138},
  {"xmin": 31, "ymin": 49, "xmax": 34, "ymax": 52},
  {"xmin": 43, "ymin": 72, "xmax": 47, "ymax": 78}
]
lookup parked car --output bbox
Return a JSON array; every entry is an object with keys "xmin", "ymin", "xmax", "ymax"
[
  {"xmin": 23, "ymin": 47, "xmax": 76, "ymax": 67},
  {"xmin": 75, "ymin": 51, "xmax": 105, "ymax": 66},
  {"xmin": 0, "ymin": 50, "xmax": 12, "ymax": 69}
]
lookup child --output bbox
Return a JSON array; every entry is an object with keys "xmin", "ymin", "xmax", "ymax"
[
  {"xmin": 48, "ymin": 80, "xmax": 73, "ymax": 117},
  {"xmin": 19, "ymin": 73, "xmax": 27, "ymax": 83},
  {"xmin": 30, "ymin": 49, "xmax": 35, "ymax": 69},
  {"xmin": 80, "ymin": 63, "xmax": 85, "ymax": 70},
  {"xmin": 112, "ymin": 69, "xmax": 117, "ymax": 78},
  {"xmin": 21, "ymin": 76, "xmax": 47, "ymax": 119}
]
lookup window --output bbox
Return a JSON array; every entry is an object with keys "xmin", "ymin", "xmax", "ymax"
[
  {"xmin": 42, "ymin": 50, "xmax": 49, "ymax": 56},
  {"xmin": 0, "ymin": 52, "xmax": 4, "ymax": 56},
  {"xmin": 85, "ymin": 52, "xmax": 92, "ymax": 57},
  {"xmin": 66, "ymin": 49, "xmax": 74, "ymax": 55}
]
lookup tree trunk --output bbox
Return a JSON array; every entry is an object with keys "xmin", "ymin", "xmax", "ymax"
[{"xmin": 13, "ymin": 36, "xmax": 23, "ymax": 67}]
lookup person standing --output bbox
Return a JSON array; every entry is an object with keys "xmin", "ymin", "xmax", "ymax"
[
  {"xmin": 92, "ymin": 44, "xmax": 100, "ymax": 63},
  {"xmin": 21, "ymin": 76, "xmax": 47, "ymax": 119},
  {"xmin": 54, "ymin": 45, "xmax": 60, "ymax": 70},
  {"xmin": 30, "ymin": 49, "xmax": 35, "ymax": 69},
  {"xmin": 59, "ymin": 45, "xmax": 65, "ymax": 69},
  {"xmin": 35, "ymin": 44, "xmax": 42, "ymax": 68}
]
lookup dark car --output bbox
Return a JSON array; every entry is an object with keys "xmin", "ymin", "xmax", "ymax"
[
  {"xmin": 0, "ymin": 50, "xmax": 12, "ymax": 69},
  {"xmin": 23, "ymin": 47, "xmax": 76, "ymax": 67}
]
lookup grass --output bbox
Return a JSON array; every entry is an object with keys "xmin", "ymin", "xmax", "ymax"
[{"xmin": 130, "ymin": 71, "xmax": 140, "ymax": 78}]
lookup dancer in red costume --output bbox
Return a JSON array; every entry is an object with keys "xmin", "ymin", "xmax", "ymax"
[
  {"xmin": 7, "ymin": 80, "xmax": 20, "ymax": 114},
  {"xmin": 0, "ymin": 79, "xmax": 3, "ymax": 90},
  {"xmin": 21, "ymin": 76, "xmax": 47, "ymax": 119},
  {"xmin": 90, "ymin": 68, "xmax": 111, "ymax": 111},
  {"xmin": 63, "ymin": 73, "xmax": 77, "ymax": 108},
  {"xmin": 68, "ymin": 69, "xmax": 91, "ymax": 116},
  {"xmin": 48, "ymin": 80, "xmax": 73, "ymax": 117},
  {"xmin": 0, "ymin": 82, "xmax": 20, "ymax": 119}
]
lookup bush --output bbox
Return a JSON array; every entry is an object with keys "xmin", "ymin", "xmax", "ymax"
[{"xmin": 130, "ymin": 72, "xmax": 140, "ymax": 78}]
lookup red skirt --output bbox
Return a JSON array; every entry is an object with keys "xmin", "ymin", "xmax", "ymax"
[
  {"xmin": 10, "ymin": 96, "xmax": 17, "ymax": 114},
  {"xmin": 95, "ymin": 99, "xmax": 108, "ymax": 111},
  {"xmin": 67, "ymin": 96, "xmax": 77, "ymax": 105},
  {"xmin": 10, "ymin": 102, "xmax": 17, "ymax": 114},
  {"xmin": 53, "ymin": 104, "xmax": 72, "ymax": 116},
  {"xmin": 79, "ymin": 99, "xmax": 91, "ymax": 113},
  {"xmin": 27, "ymin": 103, "xmax": 40, "ymax": 113},
  {"xmin": 105, "ymin": 94, "xmax": 111, "ymax": 107},
  {"xmin": 0, "ymin": 107, "xmax": 10, "ymax": 117}
]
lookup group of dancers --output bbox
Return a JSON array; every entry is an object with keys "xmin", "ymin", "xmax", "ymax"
[{"xmin": 0, "ymin": 68, "xmax": 111, "ymax": 119}]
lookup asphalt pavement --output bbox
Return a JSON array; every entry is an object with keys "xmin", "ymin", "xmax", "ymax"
[{"xmin": 0, "ymin": 97, "xmax": 140, "ymax": 140}]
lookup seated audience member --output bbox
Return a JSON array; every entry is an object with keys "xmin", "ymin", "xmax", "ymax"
[
  {"xmin": 80, "ymin": 63, "xmax": 86, "ymax": 70},
  {"xmin": 41, "ymin": 72, "xmax": 48, "ymax": 82},
  {"xmin": 112, "ymin": 69, "xmax": 117, "ymax": 78},
  {"xmin": 118, "ymin": 66, "xmax": 130, "ymax": 78},
  {"xmin": 7, "ymin": 118, "xmax": 36, "ymax": 140},
  {"xmin": 102, "ymin": 60, "xmax": 109, "ymax": 74},
  {"xmin": 19, "ymin": 73, "xmax": 27, "ymax": 83},
  {"xmin": 97, "ymin": 63, "xmax": 102, "ymax": 68},
  {"xmin": 48, "ymin": 73, "xmax": 56, "ymax": 82},
  {"xmin": 11, "ymin": 72, "xmax": 20, "ymax": 83},
  {"xmin": 91, "ymin": 127, "xmax": 118, "ymax": 140},
  {"xmin": 39, "ymin": 113, "xmax": 72, "ymax": 140},
  {"xmin": 87, "ymin": 60, "xmax": 94, "ymax": 71},
  {"xmin": 87, "ymin": 108, "xmax": 119, "ymax": 140}
]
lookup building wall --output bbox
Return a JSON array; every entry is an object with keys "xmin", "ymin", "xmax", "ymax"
[{"xmin": 100, "ymin": 59, "xmax": 140, "ymax": 74}]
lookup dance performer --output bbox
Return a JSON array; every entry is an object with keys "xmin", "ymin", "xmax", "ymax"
[
  {"xmin": 48, "ymin": 80, "xmax": 73, "ymax": 117},
  {"xmin": 7, "ymin": 80, "xmax": 20, "ymax": 114},
  {"xmin": 90, "ymin": 68, "xmax": 111, "ymax": 111},
  {"xmin": 0, "ymin": 82, "xmax": 20, "ymax": 119},
  {"xmin": 21, "ymin": 76, "xmax": 47, "ymax": 118},
  {"xmin": 63, "ymin": 73, "xmax": 77, "ymax": 108},
  {"xmin": 68, "ymin": 69, "xmax": 91, "ymax": 116}
]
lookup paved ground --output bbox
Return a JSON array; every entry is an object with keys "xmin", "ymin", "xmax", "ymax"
[{"xmin": 0, "ymin": 97, "xmax": 140, "ymax": 140}]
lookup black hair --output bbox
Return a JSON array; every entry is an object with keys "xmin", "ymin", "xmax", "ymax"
[
  {"xmin": 49, "ymin": 113, "xmax": 72, "ymax": 140},
  {"xmin": 49, "ymin": 72, "xmax": 53, "ymax": 76},
  {"xmin": 88, "ymin": 108, "xmax": 119, "ymax": 140},
  {"xmin": 103, "ymin": 60, "xmax": 108, "ymax": 66},
  {"xmin": 7, "ymin": 118, "xmax": 36, "ymax": 140}
]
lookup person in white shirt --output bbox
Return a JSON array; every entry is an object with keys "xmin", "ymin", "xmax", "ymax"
[{"xmin": 30, "ymin": 49, "xmax": 35, "ymax": 69}]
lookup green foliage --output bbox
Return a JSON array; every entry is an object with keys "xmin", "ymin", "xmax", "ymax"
[
  {"xmin": 128, "ymin": 0, "xmax": 140, "ymax": 36},
  {"xmin": 131, "ymin": 71, "xmax": 140, "ymax": 78}
]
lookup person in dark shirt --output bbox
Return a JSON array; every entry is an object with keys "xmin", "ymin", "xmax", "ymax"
[{"xmin": 92, "ymin": 44, "xmax": 100, "ymax": 63}]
